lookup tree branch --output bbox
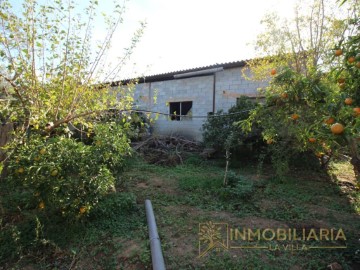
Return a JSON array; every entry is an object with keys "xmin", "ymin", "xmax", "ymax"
[
  {"xmin": 50, "ymin": 110, "xmax": 100, "ymax": 131},
  {"xmin": 55, "ymin": 0, "xmax": 72, "ymax": 120},
  {"xmin": 0, "ymin": 74, "xmax": 26, "ymax": 108}
]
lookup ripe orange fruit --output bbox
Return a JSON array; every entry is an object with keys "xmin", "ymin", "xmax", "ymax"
[
  {"xmin": 39, "ymin": 202, "xmax": 45, "ymax": 209},
  {"xmin": 51, "ymin": 169, "xmax": 58, "ymax": 176},
  {"xmin": 338, "ymin": 78, "xmax": 345, "ymax": 84},
  {"xmin": 291, "ymin": 114, "xmax": 299, "ymax": 120},
  {"xmin": 270, "ymin": 69, "xmax": 277, "ymax": 76},
  {"xmin": 281, "ymin": 92, "xmax": 288, "ymax": 99},
  {"xmin": 330, "ymin": 123, "xmax": 344, "ymax": 135},
  {"xmin": 79, "ymin": 206, "xmax": 87, "ymax": 214},
  {"xmin": 335, "ymin": 49, "xmax": 343, "ymax": 56},
  {"xmin": 348, "ymin": 56, "xmax": 355, "ymax": 63},
  {"xmin": 266, "ymin": 139, "xmax": 274, "ymax": 144},
  {"xmin": 353, "ymin": 107, "xmax": 360, "ymax": 117},
  {"xmin": 39, "ymin": 148, "xmax": 46, "ymax": 155},
  {"xmin": 308, "ymin": 138, "xmax": 316, "ymax": 143},
  {"xmin": 18, "ymin": 167, "xmax": 24, "ymax": 174},
  {"xmin": 345, "ymin": 98, "xmax": 353, "ymax": 105},
  {"xmin": 324, "ymin": 117, "xmax": 335, "ymax": 125}
]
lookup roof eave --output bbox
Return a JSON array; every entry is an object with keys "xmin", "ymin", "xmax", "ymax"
[{"xmin": 111, "ymin": 60, "xmax": 248, "ymax": 86}]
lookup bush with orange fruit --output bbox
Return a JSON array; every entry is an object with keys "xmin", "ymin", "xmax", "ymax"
[
  {"xmin": 6, "ymin": 123, "xmax": 132, "ymax": 219},
  {"xmin": 244, "ymin": 19, "xmax": 360, "ymax": 181}
]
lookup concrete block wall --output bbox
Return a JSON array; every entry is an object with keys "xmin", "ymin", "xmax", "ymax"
[
  {"xmin": 215, "ymin": 67, "xmax": 267, "ymax": 112},
  {"xmin": 130, "ymin": 66, "xmax": 268, "ymax": 141},
  {"xmin": 133, "ymin": 75, "xmax": 213, "ymax": 140},
  {"xmin": 133, "ymin": 82, "xmax": 151, "ymax": 109}
]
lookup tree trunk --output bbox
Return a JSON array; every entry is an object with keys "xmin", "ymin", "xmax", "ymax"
[
  {"xmin": 348, "ymin": 138, "xmax": 360, "ymax": 183},
  {"xmin": 350, "ymin": 156, "xmax": 360, "ymax": 183},
  {"xmin": 223, "ymin": 149, "xmax": 231, "ymax": 187},
  {"xmin": 0, "ymin": 123, "xmax": 13, "ymax": 162}
]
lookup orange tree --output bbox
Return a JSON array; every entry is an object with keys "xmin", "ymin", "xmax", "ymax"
[
  {"xmin": 5, "ymin": 123, "xmax": 131, "ymax": 219},
  {"xmin": 333, "ymin": 14, "xmax": 360, "ymax": 181},
  {"xmin": 0, "ymin": 0, "xmax": 145, "ymax": 142},
  {"xmin": 243, "ymin": 14, "xmax": 360, "ymax": 182},
  {"xmin": 0, "ymin": 0, "xmax": 145, "ymax": 220}
]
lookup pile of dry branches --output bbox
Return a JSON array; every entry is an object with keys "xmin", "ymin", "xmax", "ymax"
[{"xmin": 132, "ymin": 135, "xmax": 202, "ymax": 166}]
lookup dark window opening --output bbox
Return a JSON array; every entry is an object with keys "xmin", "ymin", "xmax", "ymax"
[{"xmin": 169, "ymin": 101, "xmax": 192, "ymax": 121}]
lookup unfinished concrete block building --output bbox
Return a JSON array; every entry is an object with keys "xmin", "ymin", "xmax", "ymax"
[{"xmin": 115, "ymin": 61, "xmax": 267, "ymax": 141}]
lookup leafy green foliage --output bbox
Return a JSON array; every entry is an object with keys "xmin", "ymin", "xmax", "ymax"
[
  {"xmin": 202, "ymin": 96, "xmax": 260, "ymax": 151},
  {"xmin": 5, "ymin": 123, "xmax": 131, "ymax": 219},
  {"xmin": 244, "ymin": 0, "xmax": 351, "ymax": 80},
  {"xmin": 97, "ymin": 110, "xmax": 151, "ymax": 141},
  {"xmin": 244, "ymin": 4, "xmax": 360, "ymax": 180},
  {"xmin": 92, "ymin": 123, "xmax": 132, "ymax": 174},
  {"xmin": 0, "ymin": 0, "xmax": 145, "ymax": 147},
  {"xmin": 90, "ymin": 192, "xmax": 138, "ymax": 219},
  {"xmin": 0, "ymin": 191, "xmax": 146, "ymax": 267},
  {"xmin": 220, "ymin": 170, "xmax": 254, "ymax": 200},
  {"xmin": 0, "ymin": 223, "xmax": 21, "ymax": 263}
]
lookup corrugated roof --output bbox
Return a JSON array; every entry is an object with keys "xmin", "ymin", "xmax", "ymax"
[{"xmin": 111, "ymin": 60, "xmax": 248, "ymax": 86}]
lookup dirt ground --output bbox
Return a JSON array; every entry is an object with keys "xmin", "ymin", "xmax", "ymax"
[{"xmin": 125, "ymin": 161, "xmax": 359, "ymax": 269}]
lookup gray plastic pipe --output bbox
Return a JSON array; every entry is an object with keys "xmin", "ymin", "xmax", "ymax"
[{"xmin": 145, "ymin": 199, "xmax": 166, "ymax": 270}]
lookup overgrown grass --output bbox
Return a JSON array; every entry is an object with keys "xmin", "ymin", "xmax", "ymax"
[
  {"xmin": 1, "ymin": 156, "xmax": 359, "ymax": 269},
  {"xmin": 0, "ymin": 189, "xmax": 150, "ymax": 269},
  {"xmin": 121, "ymin": 156, "xmax": 359, "ymax": 269}
]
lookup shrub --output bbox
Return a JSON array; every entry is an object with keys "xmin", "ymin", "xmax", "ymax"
[
  {"xmin": 202, "ymin": 96, "xmax": 261, "ymax": 152},
  {"xmin": 5, "ymin": 123, "xmax": 131, "ymax": 219},
  {"xmin": 220, "ymin": 171, "xmax": 254, "ymax": 200},
  {"xmin": 92, "ymin": 123, "xmax": 132, "ymax": 175},
  {"xmin": 96, "ymin": 110, "xmax": 151, "ymax": 141},
  {"xmin": 0, "ymin": 223, "xmax": 21, "ymax": 264}
]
